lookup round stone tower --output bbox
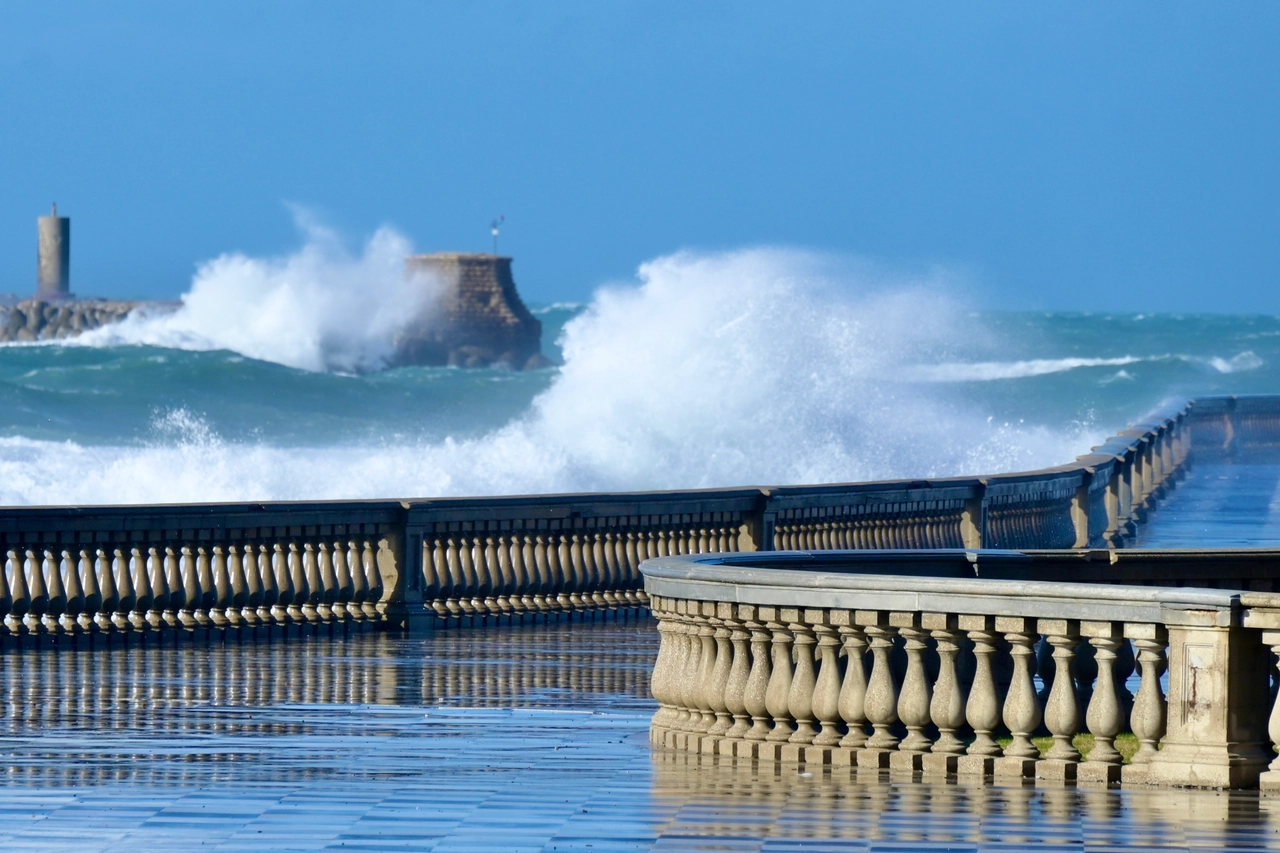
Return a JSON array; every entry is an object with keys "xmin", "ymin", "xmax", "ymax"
[{"xmin": 36, "ymin": 203, "xmax": 71, "ymax": 301}]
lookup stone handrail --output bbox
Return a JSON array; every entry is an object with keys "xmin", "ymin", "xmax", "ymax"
[
  {"xmin": 0, "ymin": 393, "xmax": 1267, "ymax": 636},
  {"xmin": 642, "ymin": 550, "xmax": 1280, "ymax": 789}
]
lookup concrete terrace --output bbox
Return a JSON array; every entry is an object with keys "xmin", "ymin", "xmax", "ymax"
[{"xmin": 0, "ymin": 623, "xmax": 1278, "ymax": 852}]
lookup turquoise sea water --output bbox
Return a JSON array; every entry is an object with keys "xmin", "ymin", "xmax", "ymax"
[{"xmin": 1, "ymin": 248, "xmax": 1277, "ymax": 506}]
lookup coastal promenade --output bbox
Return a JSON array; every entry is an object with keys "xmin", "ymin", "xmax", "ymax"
[{"xmin": 1, "ymin": 395, "xmax": 1280, "ymax": 848}]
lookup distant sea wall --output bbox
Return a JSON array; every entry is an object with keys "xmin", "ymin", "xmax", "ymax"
[{"xmin": 0, "ymin": 298, "xmax": 143, "ymax": 342}]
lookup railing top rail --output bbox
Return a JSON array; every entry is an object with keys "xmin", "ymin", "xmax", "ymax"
[{"xmin": 642, "ymin": 550, "xmax": 1242, "ymax": 626}]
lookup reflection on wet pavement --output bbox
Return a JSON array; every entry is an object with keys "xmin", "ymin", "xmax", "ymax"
[{"xmin": 0, "ymin": 619, "xmax": 1277, "ymax": 851}]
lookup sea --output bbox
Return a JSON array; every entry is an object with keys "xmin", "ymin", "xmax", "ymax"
[{"xmin": 1, "ymin": 237, "xmax": 1276, "ymax": 507}]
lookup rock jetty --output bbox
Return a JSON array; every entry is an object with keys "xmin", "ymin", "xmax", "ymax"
[{"xmin": 0, "ymin": 299, "xmax": 142, "ymax": 342}]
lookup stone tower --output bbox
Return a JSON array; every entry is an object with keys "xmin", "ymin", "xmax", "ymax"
[
  {"xmin": 398, "ymin": 253, "xmax": 546, "ymax": 370},
  {"xmin": 36, "ymin": 203, "xmax": 71, "ymax": 301}
]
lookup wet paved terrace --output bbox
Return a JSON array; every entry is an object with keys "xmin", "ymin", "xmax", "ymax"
[
  {"xmin": 1, "ymin": 620, "xmax": 1279, "ymax": 851},
  {"xmin": 1136, "ymin": 463, "xmax": 1280, "ymax": 548}
]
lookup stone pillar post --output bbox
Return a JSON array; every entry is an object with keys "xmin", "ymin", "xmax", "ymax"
[
  {"xmin": 1148, "ymin": 623, "xmax": 1270, "ymax": 788},
  {"xmin": 375, "ymin": 529, "xmax": 431, "ymax": 633}
]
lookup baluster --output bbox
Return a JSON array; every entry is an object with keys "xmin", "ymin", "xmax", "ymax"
[
  {"xmin": 58, "ymin": 548, "xmax": 83, "ymax": 635},
  {"xmin": 272, "ymin": 542, "xmax": 293, "ymax": 626},
  {"xmin": 130, "ymin": 546, "xmax": 153, "ymax": 632},
  {"xmin": 958, "ymin": 616, "xmax": 1002, "ymax": 776},
  {"xmin": 362, "ymin": 539, "xmax": 381, "ymax": 622},
  {"xmin": 743, "ymin": 613, "xmax": 773, "ymax": 745},
  {"xmin": 860, "ymin": 617, "xmax": 900, "ymax": 768},
  {"xmin": 256, "ymin": 543, "xmax": 277, "ymax": 626},
  {"xmin": 76, "ymin": 548, "xmax": 99, "ymax": 634},
  {"xmin": 457, "ymin": 533, "xmax": 478, "ymax": 614},
  {"xmin": 111, "ymin": 547, "xmax": 134, "ymax": 633},
  {"xmin": 229, "ymin": 544, "xmax": 252, "ymax": 628},
  {"xmin": 554, "ymin": 532, "xmax": 573, "ymax": 611},
  {"xmin": 6, "ymin": 548, "xmax": 29, "ymax": 635},
  {"xmin": 94, "ymin": 548, "xmax": 116, "ymax": 634},
  {"xmin": 785, "ymin": 614, "xmax": 819, "ymax": 748},
  {"xmin": 43, "ymin": 548, "xmax": 65, "ymax": 635},
  {"xmin": 893, "ymin": 617, "xmax": 932, "ymax": 771},
  {"xmin": 481, "ymin": 531, "xmax": 502, "ymax": 614},
  {"xmin": 317, "ymin": 542, "xmax": 337, "ymax": 623},
  {"xmin": 332, "ymin": 539, "xmax": 354, "ymax": 622},
  {"xmin": 505, "ymin": 532, "xmax": 528, "ymax": 614},
  {"xmin": 723, "ymin": 612, "xmax": 752, "ymax": 741},
  {"xmin": 442, "ymin": 534, "xmax": 462, "ymax": 616},
  {"xmin": 494, "ymin": 532, "xmax": 515, "ymax": 614},
  {"xmin": 1079, "ymin": 623, "xmax": 1124, "ymax": 785},
  {"xmin": 349, "ymin": 539, "xmax": 371, "ymax": 621},
  {"xmin": 624, "ymin": 530, "xmax": 641, "ymax": 605},
  {"xmin": 532, "ymin": 533, "xmax": 551, "ymax": 612},
  {"xmin": 810, "ymin": 622, "xmax": 842, "ymax": 748},
  {"xmin": 669, "ymin": 609, "xmax": 696, "ymax": 733},
  {"xmin": 302, "ymin": 543, "xmax": 322, "ymax": 625},
  {"xmin": 995, "ymin": 618, "xmax": 1041, "ymax": 778},
  {"xmin": 177, "ymin": 546, "xmax": 198, "ymax": 631},
  {"xmin": 600, "ymin": 531, "xmax": 619, "ymax": 607},
  {"xmin": 146, "ymin": 545, "xmax": 169, "ymax": 631},
  {"xmin": 1039, "ymin": 620, "xmax": 1082, "ymax": 781},
  {"xmin": 210, "ymin": 545, "xmax": 232, "ymax": 629},
  {"xmin": 923, "ymin": 614, "xmax": 965, "ymax": 775},
  {"xmin": 705, "ymin": 612, "xmax": 734, "ymax": 739},
  {"xmin": 0, "ymin": 549, "xmax": 10, "ymax": 638},
  {"xmin": 568, "ymin": 533, "xmax": 586, "ymax": 610},
  {"xmin": 836, "ymin": 619, "xmax": 869, "ymax": 750},
  {"xmin": 763, "ymin": 610, "xmax": 796, "ymax": 746},
  {"xmin": 692, "ymin": 611, "xmax": 717, "ymax": 733},
  {"xmin": 1124, "ymin": 626, "xmax": 1167, "ymax": 784},
  {"xmin": 649, "ymin": 608, "xmax": 679, "ymax": 730},
  {"xmin": 166, "ymin": 545, "xmax": 189, "ymax": 632},
  {"xmin": 286, "ymin": 543, "xmax": 307, "ymax": 625}
]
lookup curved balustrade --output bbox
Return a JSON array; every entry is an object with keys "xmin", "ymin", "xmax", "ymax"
[{"xmin": 642, "ymin": 551, "xmax": 1280, "ymax": 790}]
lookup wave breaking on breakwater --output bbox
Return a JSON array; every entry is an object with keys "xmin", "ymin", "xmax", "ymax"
[
  {"xmin": 0, "ymin": 248, "xmax": 1095, "ymax": 506},
  {"xmin": 74, "ymin": 215, "xmax": 437, "ymax": 374}
]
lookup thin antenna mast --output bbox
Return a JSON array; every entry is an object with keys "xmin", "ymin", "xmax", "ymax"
[{"xmin": 490, "ymin": 215, "xmax": 505, "ymax": 255}]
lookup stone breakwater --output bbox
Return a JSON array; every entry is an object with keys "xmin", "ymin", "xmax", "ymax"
[{"xmin": 0, "ymin": 299, "xmax": 147, "ymax": 342}]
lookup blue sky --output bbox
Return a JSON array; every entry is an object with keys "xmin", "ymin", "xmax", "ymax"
[{"xmin": 1, "ymin": 1, "xmax": 1277, "ymax": 311}]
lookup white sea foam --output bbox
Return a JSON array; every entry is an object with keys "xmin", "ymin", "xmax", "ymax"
[
  {"xmin": 909, "ymin": 351, "xmax": 1264, "ymax": 382},
  {"xmin": 75, "ymin": 213, "xmax": 438, "ymax": 374},
  {"xmin": 0, "ymin": 248, "xmax": 1097, "ymax": 505}
]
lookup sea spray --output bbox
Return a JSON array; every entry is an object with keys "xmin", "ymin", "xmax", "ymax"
[
  {"xmin": 77, "ymin": 214, "xmax": 438, "ymax": 374},
  {"xmin": 0, "ymin": 248, "xmax": 1098, "ymax": 505}
]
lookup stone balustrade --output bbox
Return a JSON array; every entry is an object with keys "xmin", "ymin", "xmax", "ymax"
[
  {"xmin": 0, "ymin": 526, "xmax": 393, "ymax": 642},
  {"xmin": 0, "ymin": 394, "xmax": 1264, "ymax": 638},
  {"xmin": 643, "ymin": 550, "xmax": 1280, "ymax": 789}
]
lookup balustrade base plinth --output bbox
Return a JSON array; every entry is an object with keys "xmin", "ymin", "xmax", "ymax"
[
  {"xmin": 1257, "ymin": 771, "xmax": 1280, "ymax": 792},
  {"xmin": 1036, "ymin": 758, "xmax": 1078, "ymax": 782},
  {"xmin": 856, "ymin": 749, "xmax": 892, "ymax": 769},
  {"xmin": 889, "ymin": 751, "xmax": 924, "ymax": 773},
  {"xmin": 1147, "ymin": 756, "xmax": 1268, "ymax": 789},
  {"xmin": 956, "ymin": 755, "xmax": 995, "ymax": 777},
  {"xmin": 994, "ymin": 757, "xmax": 1038, "ymax": 779},
  {"xmin": 922, "ymin": 753, "xmax": 959, "ymax": 777},
  {"xmin": 1077, "ymin": 763, "xmax": 1122, "ymax": 786}
]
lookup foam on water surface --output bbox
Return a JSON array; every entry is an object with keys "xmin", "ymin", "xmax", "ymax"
[{"xmin": 0, "ymin": 238, "xmax": 1278, "ymax": 505}]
